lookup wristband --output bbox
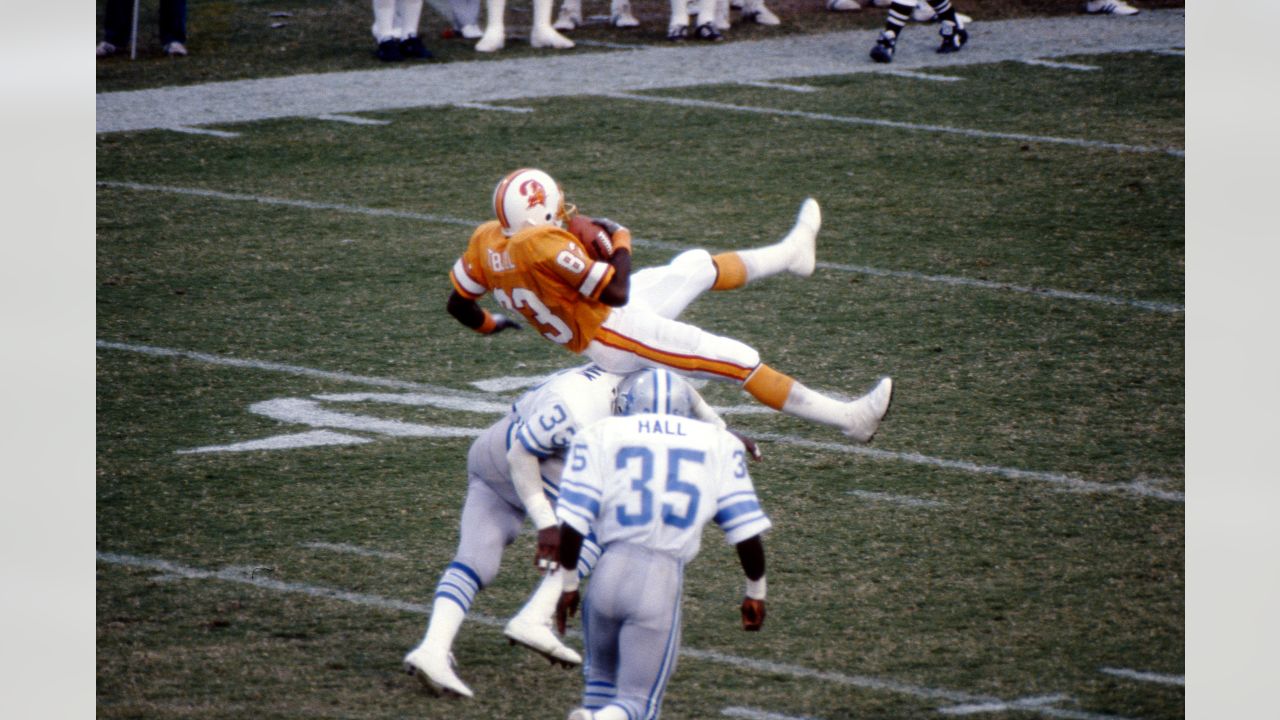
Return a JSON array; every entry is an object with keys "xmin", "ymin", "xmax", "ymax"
[
  {"xmin": 476, "ymin": 310, "xmax": 499, "ymax": 334},
  {"xmin": 745, "ymin": 576, "xmax": 767, "ymax": 601},
  {"xmin": 560, "ymin": 566, "xmax": 580, "ymax": 593},
  {"xmin": 528, "ymin": 501, "xmax": 557, "ymax": 531},
  {"xmin": 610, "ymin": 228, "xmax": 632, "ymax": 255}
]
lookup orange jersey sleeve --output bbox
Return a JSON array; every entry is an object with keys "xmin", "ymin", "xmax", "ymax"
[{"xmin": 449, "ymin": 221, "xmax": 503, "ymax": 300}]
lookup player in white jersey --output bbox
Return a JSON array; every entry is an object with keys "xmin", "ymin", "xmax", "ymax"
[
  {"xmin": 554, "ymin": 368, "xmax": 770, "ymax": 720},
  {"xmin": 402, "ymin": 363, "xmax": 746, "ymax": 698}
]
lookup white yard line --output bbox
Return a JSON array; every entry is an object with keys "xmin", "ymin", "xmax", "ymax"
[
  {"xmin": 312, "ymin": 113, "xmax": 392, "ymax": 126},
  {"xmin": 96, "ymin": 340, "xmax": 1185, "ymax": 504},
  {"xmin": 299, "ymin": 541, "xmax": 406, "ymax": 560},
  {"xmin": 1020, "ymin": 59, "xmax": 1101, "ymax": 72},
  {"xmin": 722, "ymin": 707, "xmax": 820, "ymax": 720},
  {"xmin": 601, "ymin": 92, "xmax": 1184, "ymax": 158},
  {"xmin": 95, "ymin": 180, "xmax": 1184, "ymax": 314},
  {"xmin": 758, "ymin": 432, "xmax": 1184, "ymax": 504},
  {"xmin": 737, "ymin": 80, "xmax": 821, "ymax": 94},
  {"xmin": 96, "ymin": 551, "xmax": 1135, "ymax": 720},
  {"xmin": 1099, "ymin": 667, "xmax": 1184, "ymax": 686},
  {"xmin": 452, "ymin": 102, "xmax": 536, "ymax": 113},
  {"xmin": 164, "ymin": 126, "xmax": 240, "ymax": 138},
  {"xmin": 846, "ymin": 489, "xmax": 945, "ymax": 509},
  {"xmin": 878, "ymin": 69, "xmax": 965, "ymax": 82}
]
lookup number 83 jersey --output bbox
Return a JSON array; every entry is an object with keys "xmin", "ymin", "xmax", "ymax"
[
  {"xmin": 556, "ymin": 414, "xmax": 772, "ymax": 562},
  {"xmin": 450, "ymin": 220, "xmax": 615, "ymax": 353}
]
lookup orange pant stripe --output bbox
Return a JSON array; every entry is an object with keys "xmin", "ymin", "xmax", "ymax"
[{"xmin": 594, "ymin": 327, "xmax": 756, "ymax": 382}]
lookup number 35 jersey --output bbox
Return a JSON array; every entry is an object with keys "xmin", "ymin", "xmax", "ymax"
[
  {"xmin": 450, "ymin": 220, "xmax": 616, "ymax": 353},
  {"xmin": 556, "ymin": 414, "xmax": 772, "ymax": 562}
]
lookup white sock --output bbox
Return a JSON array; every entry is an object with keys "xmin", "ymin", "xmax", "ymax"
[
  {"xmin": 513, "ymin": 571, "xmax": 562, "ymax": 622},
  {"xmin": 780, "ymin": 381, "xmax": 851, "ymax": 428},
  {"xmin": 670, "ymin": 0, "xmax": 690, "ymax": 26},
  {"xmin": 372, "ymin": 0, "xmax": 398, "ymax": 40},
  {"xmin": 397, "ymin": 0, "xmax": 424, "ymax": 36},
  {"xmin": 418, "ymin": 596, "xmax": 467, "ymax": 656}
]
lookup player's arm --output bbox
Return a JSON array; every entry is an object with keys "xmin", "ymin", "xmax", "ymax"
[
  {"xmin": 506, "ymin": 441, "xmax": 559, "ymax": 570},
  {"xmin": 735, "ymin": 534, "xmax": 767, "ymax": 632},
  {"xmin": 447, "ymin": 290, "xmax": 520, "ymax": 334},
  {"xmin": 592, "ymin": 218, "xmax": 632, "ymax": 307},
  {"xmin": 555, "ymin": 524, "xmax": 585, "ymax": 635}
]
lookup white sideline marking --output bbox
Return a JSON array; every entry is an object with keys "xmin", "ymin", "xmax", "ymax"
[
  {"xmin": 98, "ymin": 340, "xmax": 1184, "ymax": 503},
  {"xmin": 754, "ymin": 432, "xmax": 1184, "ymax": 504},
  {"xmin": 722, "ymin": 707, "xmax": 819, "ymax": 720},
  {"xmin": 846, "ymin": 489, "xmax": 944, "ymax": 509},
  {"xmin": 299, "ymin": 542, "xmax": 405, "ymax": 560},
  {"xmin": 248, "ymin": 398, "xmax": 482, "ymax": 439},
  {"xmin": 164, "ymin": 126, "xmax": 240, "ymax": 138},
  {"xmin": 97, "ymin": 551, "xmax": 1134, "ymax": 720},
  {"xmin": 1099, "ymin": 667, "xmax": 1184, "ymax": 686},
  {"xmin": 818, "ymin": 261, "xmax": 1184, "ymax": 315},
  {"xmin": 452, "ymin": 102, "xmax": 535, "ymax": 114},
  {"xmin": 599, "ymin": 92, "xmax": 1186, "ymax": 158},
  {"xmin": 737, "ymin": 80, "xmax": 820, "ymax": 94},
  {"xmin": 313, "ymin": 113, "xmax": 391, "ymax": 126},
  {"xmin": 312, "ymin": 391, "xmax": 509, "ymax": 413},
  {"xmin": 96, "ymin": 181, "xmax": 477, "ymax": 227},
  {"xmin": 177, "ymin": 429, "xmax": 371, "ymax": 454},
  {"xmin": 1020, "ymin": 59, "xmax": 1100, "ymax": 72},
  {"xmin": 95, "ymin": 181, "xmax": 1184, "ymax": 314},
  {"xmin": 939, "ymin": 694, "xmax": 1103, "ymax": 718},
  {"xmin": 878, "ymin": 69, "xmax": 965, "ymax": 83}
]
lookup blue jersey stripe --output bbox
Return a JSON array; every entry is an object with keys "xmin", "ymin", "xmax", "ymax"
[
  {"xmin": 714, "ymin": 498, "xmax": 761, "ymax": 526},
  {"xmin": 559, "ymin": 487, "xmax": 602, "ymax": 517}
]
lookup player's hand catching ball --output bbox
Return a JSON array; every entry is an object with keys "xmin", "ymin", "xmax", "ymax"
[{"xmin": 741, "ymin": 597, "xmax": 766, "ymax": 632}]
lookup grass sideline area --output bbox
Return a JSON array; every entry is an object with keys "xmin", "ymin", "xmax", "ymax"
[
  {"xmin": 97, "ymin": 0, "xmax": 1185, "ymax": 91},
  {"xmin": 96, "ymin": 9, "xmax": 1184, "ymax": 720}
]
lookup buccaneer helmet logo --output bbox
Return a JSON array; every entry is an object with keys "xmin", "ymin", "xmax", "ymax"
[{"xmin": 520, "ymin": 178, "xmax": 548, "ymax": 209}]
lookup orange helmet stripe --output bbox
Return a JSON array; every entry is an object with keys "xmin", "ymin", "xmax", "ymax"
[{"xmin": 493, "ymin": 168, "xmax": 533, "ymax": 230}]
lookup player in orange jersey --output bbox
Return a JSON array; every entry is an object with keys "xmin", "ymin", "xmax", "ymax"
[{"xmin": 446, "ymin": 168, "xmax": 893, "ymax": 442}]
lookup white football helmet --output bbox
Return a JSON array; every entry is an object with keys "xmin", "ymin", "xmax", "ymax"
[
  {"xmin": 493, "ymin": 168, "xmax": 569, "ymax": 236},
  {"xmin": 614, "ymin": 368, "xmax": 696, "ymax": 418}
]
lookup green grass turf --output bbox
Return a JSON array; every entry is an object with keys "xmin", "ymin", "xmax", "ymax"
[{"xmin": 97, "ymin": 46, "xmax": 1183, "ymax": 720}]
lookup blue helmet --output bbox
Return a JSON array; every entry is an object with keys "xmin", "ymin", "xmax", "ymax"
[{"xmin": 614, "ymin": 368, "xmax": 695, "ymax": 417}]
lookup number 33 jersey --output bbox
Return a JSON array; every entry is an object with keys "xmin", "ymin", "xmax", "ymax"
[
  {"xmin": 556, "ymin": 414, "xmax": 772, "ymax": 562},
  {"xmin": 450, "ymin": 220, "xmax": 616, "ymax": 353}
]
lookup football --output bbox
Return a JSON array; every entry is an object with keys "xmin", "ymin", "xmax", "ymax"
[{"xmin": 567, "ymin": 215, "xmax": 615, "ymax": 260}]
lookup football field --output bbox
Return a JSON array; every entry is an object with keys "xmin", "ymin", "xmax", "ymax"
[{"xmin": 96, "ymin": 10, "xmax": 1185, "ymax": 720}]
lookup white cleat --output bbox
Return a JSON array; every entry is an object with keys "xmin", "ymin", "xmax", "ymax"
[
  {"xmin": 843, "ymin": 377, "xmax": 893, "ymax": 443},
  {"xmin": 460, "ymin": 23, "xmax": 483, "ymax": 39},
  {"xmin": 554, "ymin": 11, "xmax": 582, "ymax": 30},
  {"xmin": 568, "ymin": 709, "xmax": 595, "ymax": 720},
  {"xmin": 611, "ymin": 0, "xmax": 640, "ymax": 27},
  {"xmin": 475, "ymin": 23, "xmax": 506, "ymax": 52},
  {"xmin": 825, "ymin": 0, "xmax": 861, "ymax": 10},
  {"xmin": 784, "ymin": 198, "xmax": 820, "ymax": 277},
  {"xmin": 403, "ymin": 648, "xmax": 474, "ymax": 698},
  {"xmin": 504, "ymin": 616, "xmax": 583, "ymax": 667},
  {"xmin": 742, "ymin": 3, "xmax": 781, "ymax": 25},
  {"xmin": 531, "ymin": 24, "xmax": 575, "ymax": 49},
  {"xmin": 1082, "ymin": 0, "xmax": 1139, "ymax": 15}
]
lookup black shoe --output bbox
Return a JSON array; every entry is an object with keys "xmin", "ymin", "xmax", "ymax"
[
  {"xmin": 694, "ymin": 23, "xmax": 723, "ymax": 41},
  {"xmin": 870, "ymin": 31, "xmax": 895, "ymax": 63},
  {"xmin": 937, "ymin": 23, "xmax": 967, "ymax": 54},
  {"xmin": 376, "ymin": 38, "xmax": 403, "ymax": 61},
  {"xmin": 400, "ymin": 35, "xmax": 433, "ymax": 59}
]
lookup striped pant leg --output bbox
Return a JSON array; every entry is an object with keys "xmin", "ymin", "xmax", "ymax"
[{"xmin": 587, "ymin": 306, "xmax": 759, "ymax": 384}]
